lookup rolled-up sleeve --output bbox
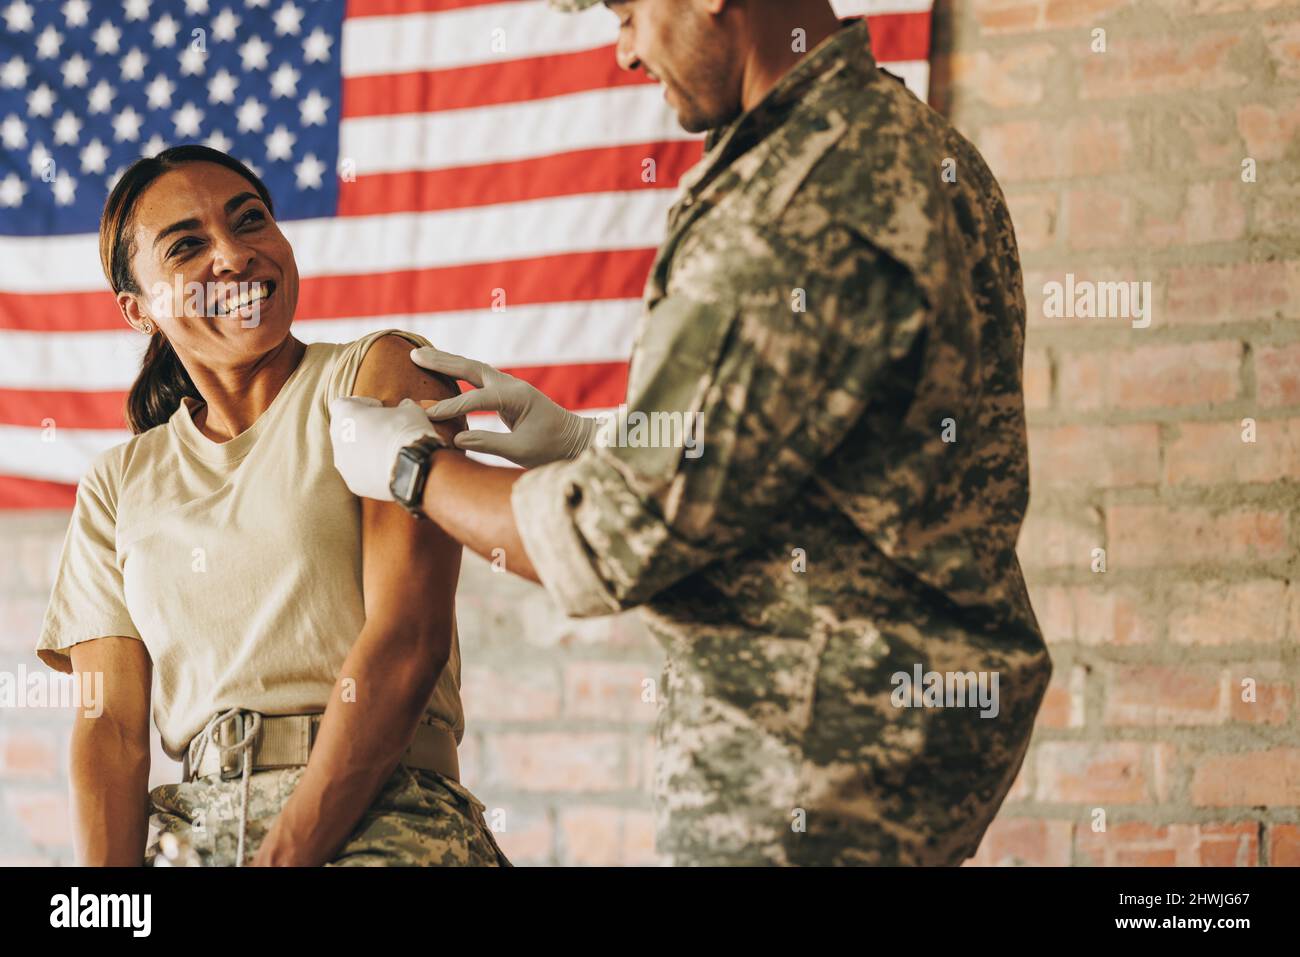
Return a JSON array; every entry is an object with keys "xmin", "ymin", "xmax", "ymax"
[{"xmin": 513, "ymin": 229, "xmax": 933, "ymax": 618}]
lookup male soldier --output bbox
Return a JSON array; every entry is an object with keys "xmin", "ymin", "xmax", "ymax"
[{"xmin": 330, "ymin": 0, "xmax": 1052, "ymax": 865}]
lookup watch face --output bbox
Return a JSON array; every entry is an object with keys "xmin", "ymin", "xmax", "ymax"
[{"xmin": 392, "ymin": 453, "xmax": 421, "ymax": 503}]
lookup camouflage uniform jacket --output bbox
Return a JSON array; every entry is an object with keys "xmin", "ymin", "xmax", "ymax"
[{"xmin": 511, "ymin": 18, "xmax": 1052, "ymax": 865}]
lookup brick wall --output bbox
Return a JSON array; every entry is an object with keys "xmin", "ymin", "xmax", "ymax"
[
  {"xmin": 932, "ymin": 0, "xmax": 1300, "ymax": 866},
  {"xmin": 2, "ymin": 0, "xmax": 1297, "ymax": 867}
]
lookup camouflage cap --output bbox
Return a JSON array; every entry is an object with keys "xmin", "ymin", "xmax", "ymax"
[{"xmin": 547, "ymin": 0, "xmax": 601, "ymax": 11}]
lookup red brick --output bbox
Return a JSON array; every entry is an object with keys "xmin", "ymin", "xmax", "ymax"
[
  {"xmin": 1166, "ymin": 261, "xmax": 1300, "ymax": 325},
  {"xmin": 1028, "ymin": 266, "xmax": 1161, "ymax": 327},
  {"xmin": 1038, "ymin": 664, "xmax": 1086, "ymax": 729},
  {"xmin": 964, "ymin": 817, "xmax": 1073, "ymax": 866},
  {"xmin": 1035, "ymin": 742, "xmax": 1153, "ymax": 804},
  {"xmin": 1168, "ymin": 580, "xmax": 1290, "ymax": 645},
  {"xmin": 1017, "ymin": 507, "xmax": 1104, "ymax": 570},
  {"xmin": 1164, "ymin": 419, "xmax": 1300, "ymax": 485},
  {"xmin": 1043, "ymin": 0, "xmax": 1133, "ymax": 27},
  {"xmin": 1024, "ymin": 348, "xmax": 1052, "ymax": 411},
  {"xmin": 1079, "ymin": 32, "xmax": 1248, "ymax": 100},
  {"xmin": 978, "ymin": 115, "xmax": 1132, "ymax": 181},
  {"xmin": 0, "ymin": 729, "xmax": 59, "ymax": 778},
  {"xmin": 1238, "ymin": 101, "xmax": 1300, "ymax": 162},
  {"xmin": 483, "ymin": 732, "xmax": 629, "ymax": 792},
  {"xmin": 1225, "ymin": 663, "xmax": 1292, "ymax": 726},
  {"xmin": 1076, "ymin": 821, "xmax": 1258, "ymax": 866},
  {"xmin": 1172, "ymin": 103, "xmax": 1245, "ymax": 169},
  {"xmin": 559, "ymin": 806, "xmax": 622, "ymax": 866},
  {"xmin": 1191, "ymin": 749, "xmax": 1300, "ymax": 806},
  {"xmin": 1065, "ymin": 188, "xmax": 1134, "ymax": 249},
  {"xmin": 1006, "ymin": 758, "xmax": 1033, "ymax": 801},
  {"xmin": 562, "ymin": 661, "xmax": 658, "ymax": 721},
  {"xmin": 1255, "ymin": 181, "xmax": 1300, "ymax": 237},
  {"xmin": 1268, "ymin": 823, "xmax": 1300, "ymax": 866},
  {"xmin": 1265, "ymin": 20, "xmax": 1300, "ymax": 81},
  {"xmin": 1029, "ymin": 423, "xmax": 1160, "ymax": 488},
  {"xmin": 950, "ymin": 44, "xmax": 1059, "ymax": 109},
  {"xmin": 1057, "ymin": 342, "xmax": 1242, "ymax": 411},
  {"xmin": 1107, "ymin": 505, "xmax": 1287, "ymax": 566},
  {"xmin": 1102, "ymin": 665, "xmax": 1224, "ymax": 726},
  {"xmin": 1006, "ymin": 190, "xmax": 1059, "ymax": 252},
  {"xmin": 558, "ymin": 806, "xmax": 664, "ymax": 866},
  {"xmin": 1141, "ymin": 180, "xmax": 1247, "ymax": 247},
  {"xmin": 460, "ymin": 665, "xmax": 561, "ymax": 722},
  {"xmin": 623, "ymin": 809, "xmax": 665, "ymax": 865},
  {"xmin": 1257, "ymin": 344, "xmax": 1300, "ymax": 407},
  {"xmin": 971, "ymin": 0, "xmax": 1043, "ymax": 36},
  {"xmin": 1073, "ymin": 586, "xmax": 1160, "ymax": 646},
  {"xmin": 5, "ymin": 788, "xmax": 71, "ymax": 848},
  {"xmin": 487, "ymin": 805, "xmax": 553, "ymax": 865}
]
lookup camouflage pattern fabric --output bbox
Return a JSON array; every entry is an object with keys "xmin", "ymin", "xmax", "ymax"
[
  {"xmin": 145, "ymin": 765, "xmax": 511, "ymax": 866},
  {"xmin": 546, "ymin": 0, "xmax": 599, "ymax": 11},
  {"xmin": 510, "ymin": 18, "xmax": 1052, "ymax": 865}
]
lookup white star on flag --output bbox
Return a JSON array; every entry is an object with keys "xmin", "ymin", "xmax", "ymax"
[
  {"xmin": 236, "ymin": 95, "xmax": 267, "ymax": 132},
  {"xmin": 294, "ymin": 151, "xmax": 323, "ymax": 189},
  {"xmin": 269, "ymin": 62, "xmax": 298, "ymax": 98},
  {"xmin": 273, "ymin": 2, "xmax": 303, "ymax": 36},
  {"xmin": 302, "ymin": 27, "xmax": 331, "ymax": 64},
  {"xmin": 239, "ymin": 35, "xmax": 270, "ymax": 70},
  {"xmin": 61, "ymin": 0, "xmax": 90, "ymax": 28},
  {"xmin": 208, "ymin": 68, "xmax": 238, "ymax": 104},
  {"xmin": 112, "ymin": 106, "xmax": 144, "ymax": 142},
  {"xmin": 299, "ymin": 89, "xmax": 328, "ymax": 126}
]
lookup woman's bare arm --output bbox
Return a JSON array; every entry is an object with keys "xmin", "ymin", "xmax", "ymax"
[
  {"xmin": 66, "ymin": 636, "xmax": 152, "ymax": 866},
  {"xmin": 254, "ymin": 335, "xmax": 467, "ymax": 866}
]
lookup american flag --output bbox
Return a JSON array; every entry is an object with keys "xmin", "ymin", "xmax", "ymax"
[{"xmin": 0, "ymin": 0, "xmax": 933, "ymax": 510}]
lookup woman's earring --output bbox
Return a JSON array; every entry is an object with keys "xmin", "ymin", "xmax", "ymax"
[{"xmin": 141, "ymin": 322, "xmax": 153, "ymax": 334}]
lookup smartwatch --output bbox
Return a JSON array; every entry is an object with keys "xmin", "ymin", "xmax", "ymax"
[{"xmin": 389, "ymin": 435, "xmax": 443, "ymax": 519}]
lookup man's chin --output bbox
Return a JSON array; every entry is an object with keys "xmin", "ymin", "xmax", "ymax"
[{"xmin": 676, "ymin": 107, "xmax": 740, "ymax": 136}]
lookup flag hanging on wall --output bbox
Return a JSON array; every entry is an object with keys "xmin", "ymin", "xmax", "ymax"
[{"xmin": 0, "ymin": 0, "xmax": 933, "ymax": 509}]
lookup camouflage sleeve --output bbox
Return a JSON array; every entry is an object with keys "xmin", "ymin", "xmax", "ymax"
[{"xmin": 511, "ymin": 230, "xmax": 931, "ymax": 618}]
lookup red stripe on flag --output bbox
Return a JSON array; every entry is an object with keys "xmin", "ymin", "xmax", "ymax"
[
  {"xmin": 342, "ymin": 46, "xmax": 645, "ymax": 117},
  {"xmin": 0, "ymin": 473, "xmax": 77, "ymax": 510},
  {"xmin": 341, "ymin": 14, "xmax": 930, "ymax": 118},
  {"xmin": 0, "ymin": 388, "xmax": 128, "ymax": 430},
  {"xmin": 346, "ymin": 0, "xmax": 511, "ymax": 17},
  {"xmin": 0, "ymin": 248, "xmax": 658, "ymax": 332},
  {"xmin": 338, "ymin": 142, "xmax": 703, "ymax": 216},
  {"xmin": 866, "ymin": 12, "xmax": 932, "ymax": 63},
  {"xmin": 295, "ymin": 248, "xmax": 657, "ymax": 319},
  {"xmin": 0, "ymin": 361, "xmax": 629, "ymax": 430}
]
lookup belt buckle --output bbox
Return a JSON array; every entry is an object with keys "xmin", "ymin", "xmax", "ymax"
[{"xmin": 218, "ymin": 711, "xmax": 247, "ymax": 781}]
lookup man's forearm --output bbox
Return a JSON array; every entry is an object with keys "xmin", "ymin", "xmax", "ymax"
[
  {"xmin": 419, "ymin": 451, "xmax": 540, "ymax": 583},
  {"xmin": 70, "ymin": 720, "xmax": 150, "ymax": 866}
]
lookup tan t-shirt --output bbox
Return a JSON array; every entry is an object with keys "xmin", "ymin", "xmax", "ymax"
[{"xmin": 35, "ymin": 328, "xmax": 465, "ymax": 759}]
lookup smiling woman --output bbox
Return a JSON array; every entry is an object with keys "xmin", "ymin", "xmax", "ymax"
[{"xmin": 34, "ymin": 145, "xmax": 508, "ymax": 868}]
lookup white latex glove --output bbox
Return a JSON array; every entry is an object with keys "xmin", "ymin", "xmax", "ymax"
[
  {"xmin": 410, "ymin": 347, "xmax": 597, "ymax": 468},
  {"xmin": 328, "ymin": 396, "xmax": 440, "ymax": 501}
]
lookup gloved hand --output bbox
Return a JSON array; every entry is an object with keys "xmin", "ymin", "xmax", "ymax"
[
  {"xmin": 410, "ymin": 347, "xmax": 598, "ymax": 468},
  {"xmin": 328, "ymin": 396, "xmax": 441, "ymax": 501}
]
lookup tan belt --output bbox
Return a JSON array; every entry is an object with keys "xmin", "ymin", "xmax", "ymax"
[{"xmin": 183, "ymin": 711, "xmax": 460, "ymax": 783}]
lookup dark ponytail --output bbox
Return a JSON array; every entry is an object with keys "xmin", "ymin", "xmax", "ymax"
[{"xmin": 98, "ymin": 144, "xmax": 275, "ymax": 434}]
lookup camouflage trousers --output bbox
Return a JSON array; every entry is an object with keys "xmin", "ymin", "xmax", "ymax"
[
  {"xmin": 650, "ymin": 611, "xmax": 1052, "ymax": 866},
  {"xmin": 145, "ymin": 764, "xmax": 511, "ymax": 867}
]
